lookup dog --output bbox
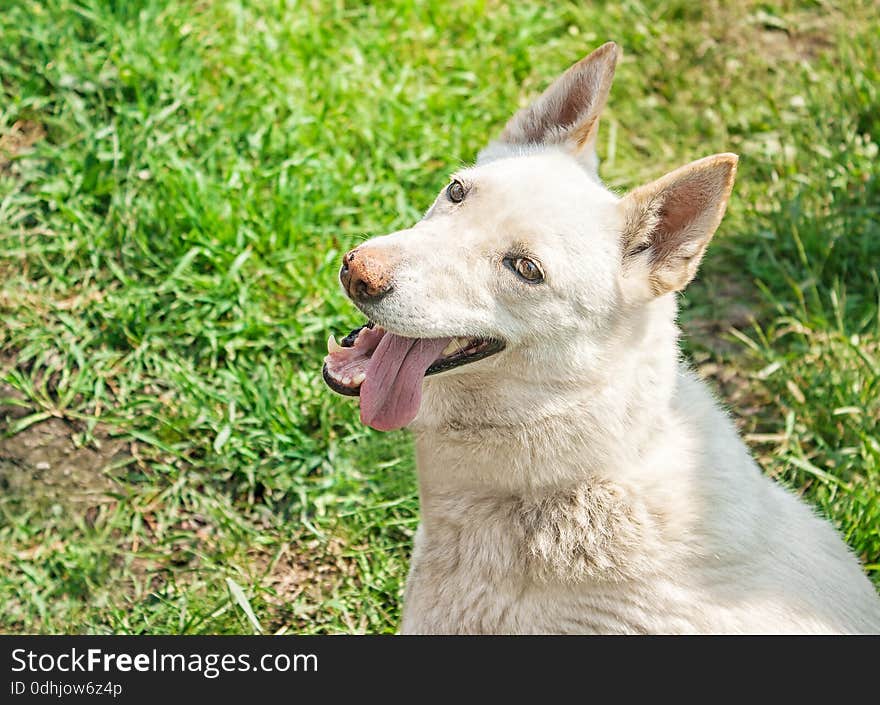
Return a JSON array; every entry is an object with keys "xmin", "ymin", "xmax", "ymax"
[{"xmin": 322, "ymin": 42, "xmax": 880, "ymax": 633}]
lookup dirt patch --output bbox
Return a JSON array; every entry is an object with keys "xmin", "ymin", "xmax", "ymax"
[
  {"xmin": 680, "ymin": 268, "xmax": 780, "ymax": 453},
  {"xmin": 698, "ymin": 2, "xmax": 842, "ymax": 65},
  {"xmin": 0, "ymin": 382, "xmax": 129, "ymax": 511},
  {"xmin": 0, "ymin": 120, "xmax": 45, "ymax": 171},
  {"xmin": 249, "ymin": 537, "xmax": 358, "ymax": 633},
  {"xmin": 682, "ymin": 272, "xmax": 760, "ymax": 356},
  {"xmin": 747, "ymin": 13, "xmax": 835, "ymax": 63}
]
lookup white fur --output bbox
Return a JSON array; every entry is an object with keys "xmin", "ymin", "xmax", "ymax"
[{"xmin": 344, "ymin": 46, "xmax": 880, "ymax": 634}]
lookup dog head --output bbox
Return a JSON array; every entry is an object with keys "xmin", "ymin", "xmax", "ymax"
[{"xmin": 323, "ymin": 43, "xmax": 737, "ymax": 432}]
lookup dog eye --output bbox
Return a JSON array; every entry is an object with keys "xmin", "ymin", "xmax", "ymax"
[
  {"xmin": 504, "ymin": 256, "xmax": 544, "ymax": 284},
  {"xmin": 446, "ymin": 180, "xmax": 466, "ymax": 203}
]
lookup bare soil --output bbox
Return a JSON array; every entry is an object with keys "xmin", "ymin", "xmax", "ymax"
[
  {"xmin": 0, "ymin": 381, "xmax": 128, "ymax": 511},
  {"xmin": 0, "ymin": 119, "xmax": 45, "ymax": 171}
]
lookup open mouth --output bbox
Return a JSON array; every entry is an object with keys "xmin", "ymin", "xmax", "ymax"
[{"xmin": 322, "ymin": 322, "xmax": 505, "ymax": 431}]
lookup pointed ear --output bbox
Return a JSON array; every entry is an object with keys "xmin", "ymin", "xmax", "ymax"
[
  {"xmin": 620, "ymin": 154, "xmax": 738, "ymax": 297},
  {"xmin": 479, "ymin": 42, "xmax": 619, "ymax": 174}
]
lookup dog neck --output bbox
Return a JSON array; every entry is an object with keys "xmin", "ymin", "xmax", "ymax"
[{"xmin": 411, "ymin": 295, "xmax": 681, "ymax": 498}]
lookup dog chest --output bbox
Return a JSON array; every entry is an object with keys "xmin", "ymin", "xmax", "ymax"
[{"xmin": 400, "ymin": 482, "xmax": 667, "ymax": 634}]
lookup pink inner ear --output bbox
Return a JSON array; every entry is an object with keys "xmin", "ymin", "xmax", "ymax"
[
  {"xmin": 650, "ymin": 176, "xmax": 719, "ymax": 262},
  {"xmin": 521, "ymin": 80, "xmax": 598, "ymax": 144},
  {"xmin": 554, "ymin": 73, "xmax": 599, "ymax": 129},
  {"xmin": 622, "ymin": 153, "xmax": 737, "ymax": 295},
  {"xmin": 501, "ymin": 43, "xmax": 618, "ymax": 148}
]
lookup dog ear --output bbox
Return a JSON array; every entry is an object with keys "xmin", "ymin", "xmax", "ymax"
[
  {"xmin": 480, "ymin": 42, "xmax": 619, "ymax": 174},
  {"xmin": 620, "ymin": 154, "xmax": 738, "ymax": 297}
]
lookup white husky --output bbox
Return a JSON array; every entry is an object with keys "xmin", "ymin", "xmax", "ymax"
[{"xmin": 323, "ymin": 42, "xmax": 880, "ymax": 634}]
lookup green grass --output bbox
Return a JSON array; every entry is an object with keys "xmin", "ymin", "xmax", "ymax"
[{"xmin": 1, "ymin": 0, "xmax": 877, "ymax": 633}]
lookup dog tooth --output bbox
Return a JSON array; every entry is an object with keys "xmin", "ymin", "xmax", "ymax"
[
  {"xmin": 342, "ymin": 375, "xmax": 353, "ymax": 386},
  {"xmin": 328, "ymin": 334, "xmax": 343, "ymax": 354},
  {"xmin": 442, "ymin": 340, "xmax": 460, "ymax": 356},
  {"xmin": 352, "ymin": 372, "xmax": 366, "ymax": 385}
]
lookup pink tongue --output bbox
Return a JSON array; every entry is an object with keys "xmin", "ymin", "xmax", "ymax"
[{"xmin": 360, "ymin": 334, "xmax": 450, "ymax": 431}]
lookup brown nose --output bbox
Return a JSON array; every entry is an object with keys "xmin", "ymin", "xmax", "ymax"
[{"xmin": 340, "ymin": 247, "xmax": 394, "ymax": 302}]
